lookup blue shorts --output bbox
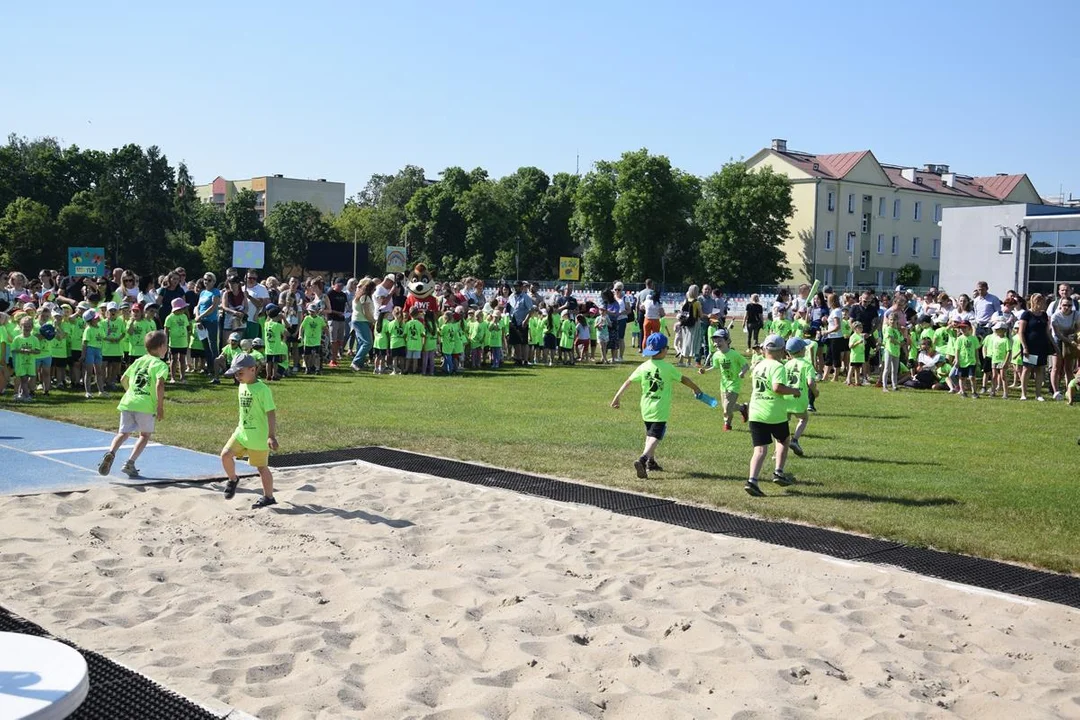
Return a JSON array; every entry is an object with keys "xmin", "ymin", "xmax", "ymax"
[
  {"xmin": 35, "ymin": 357, "xmax": 52, "ymax": 369},
  {"xmin": 84, "ymin": 347, "xmax": 103, "ymax": 365},
  {"xmin": 406, "ymin": 350, "xmax": 421, "ymax": 360}
]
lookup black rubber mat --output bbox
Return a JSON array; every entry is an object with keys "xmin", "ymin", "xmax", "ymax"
[
  {"xmin": 0, "ymin": 606, "xmax": 224, "ymax": 719},
  {"xmin": 270, "ymin": 445, "xmax": 1080, "ymax": 610}
]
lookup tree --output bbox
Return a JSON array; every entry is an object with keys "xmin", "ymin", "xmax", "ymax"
[
  {"xmin": 694, "ymin": 163, "xmax": 794, "ymax": 288},
  {"xmin": 264, "ymin": 201, "xmax": 340, "ymax": 275},
  {"xmin": 896, "ymin": 263, "xmax": 922, "ymax": 288},
  {"xmin": 0, "ymin": 197, "xmax": 60, "ymax": 271}
]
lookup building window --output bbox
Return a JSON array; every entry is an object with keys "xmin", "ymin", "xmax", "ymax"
[
  {"xmin": 999, "ymin": 235, "xmax": 1013, "ymax": 253},
  {"xmin": 848, "ymin": 193, "xmax": 855, "ymax": 213},
  {"xmin": 823, "ymin": 268, "xmax": 834, "ymax": 285},
  {"xmin": 931, "ymin": 272, "xmax": 939, "ymax": 286},
  {"xmin": 876, "ymin": 234, "xmax": 885, "ymax": 254},
  {"xmin": 861, "ymin": 213, "xmax": 870, "ymax": 233},
  {"xmin": 875, "ymin": 270, "xmax": 884, "ymax": 288},
  {"xmin": 931, "ymin": 238, "xmax": 940, "ymax": 258},
  {"xmin": 912, "ymin": 237, "xmax": 920, "ymax": 257},
  {"xmin": 893, "ymin": 198, "xmax": 901, "ymax": 219},
  {"xmin": 934, "ymin": 204, "xmax": 942, "ymax": 222},
  {"xmin": 827, "ymin": 191, "xmax": 835, "ymax": 212},
  {"xmin": 891, "ymin": 235, "xmax": 899, "ymax": 255},
  {"xmin": 846, "ymin": 232, "xmax": 856, "ymax": 252},
  {"xmin": 914, "ymin": 201, "xmax": 922, "ymax": 221},
  {"xmin": 878, "ymin": 197, "xmax": 886, "ymax": 217},
  {"xmin": 859, "ymin": 250, "xmax": 868, "ymax": 271},
  {"xmin": 825, "ymin": 230, "xmax": 834, "ymax": 251}
]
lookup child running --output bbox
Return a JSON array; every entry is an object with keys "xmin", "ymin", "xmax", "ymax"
[
  {"xmin": 698, "ymin": 328, "xmax": 748, "ymax": 431},
  {"xmin": 610, "ymin": 332, "xmax": 702, "ymax": 479},
  {"xmin": 97, "ymin": 330, "xmax": 169, "ymax": 478},
  {"xmin": 221, "ymin": 353, "xmax": 280, "ymax": 509},
  {"xmin": 743, "ymin": 334, "xmax": 801, "ymax": 497},
  {"xmin": 784, "ymin": 337, "xmax": 817, "ymax": 458}
]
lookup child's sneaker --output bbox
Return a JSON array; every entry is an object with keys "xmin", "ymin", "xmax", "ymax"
[
  {"xmin": 723, "ymin": 422, "xmax": 732, "ymax": 431},
  {"xmin": 772, "ymin": 470, "xmax": 794, "ymax": 486},
  {"xmin": 789, "ymin": 440, "xmax": 804, "ymax": 457},
  {"xmin": 632, "ymin": 458, "xmax": 648, "ymax": 479},
  {"xmin": 252, "ymin": 495, "xmax": 277, "ymax": 509},
  {"xmin": 744, "ymin": 480, "xmax": 765, "ymax": 497},
  {"xmin": 97, "ymin": 452, "xmax": 115, "ymax": 476},
  {"xmin": 121, "ymin": 460, "xmax": 139, "ymax": 478},
  {"xmin": 223, "ymin": 478, "xmax": 239, "ymax": 500},
  {"xmin": 646, "ymin": 459, "xmax": 663, "ymax": 472},
  {"xmin": 739, "ymin": 403, "xmax": 749, "ymax": 423}
]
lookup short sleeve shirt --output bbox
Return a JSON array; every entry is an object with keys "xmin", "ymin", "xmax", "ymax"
[
  {"xmin": 197, "ymin": 289, "xmax": 221, "ymax": 323},
  {"xmin": 748, "ymin": 358, "xmax": 789, "ymax": 424},
  {"xmin": 627, "ymin": 359, "xmax": 683, "ymax": 423},
  {"xmin": 711, "ymin": 348, "xmax": 748, "ymax": 394},
  {"xmin": 233, "ymin": 381, "xmax": 276, "ymax": 451},
  {"xmin": 117, "ymin": 355, "xmax": 168, "ymax": 415}
]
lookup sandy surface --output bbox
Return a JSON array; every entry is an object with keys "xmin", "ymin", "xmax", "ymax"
[{"xmin": 1, "ymin": 463, "xmax": 1078, "ymax": 719}]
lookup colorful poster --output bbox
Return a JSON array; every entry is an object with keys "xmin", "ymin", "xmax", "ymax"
[
  {"xmin": 559, "ymin": 257, "xmax": 581, "ymax": 281},
  {"xmin": 67, "ymin": 247, "xmax": 106, "ymax": 277},
  {"xmin": 232, "ymin": 241, "xmax": 265, "ymax": 269},
  {"xmin": 386, "ymin": 246, "xmax": 407, "ymax": 273}
]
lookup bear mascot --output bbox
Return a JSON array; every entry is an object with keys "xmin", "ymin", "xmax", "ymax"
[{"xmin": 404, "ymin": 263, "xmax": 439, "ymax": 316}]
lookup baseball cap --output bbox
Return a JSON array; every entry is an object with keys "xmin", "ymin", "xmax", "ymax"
[
  {"xmin": 384, "ymin": 274, "xmax": 396, "ymax": 282},
  {"xmin": 39, "ymin": 324, "xmax": 56, "ymax": 340},
  {"xmin": 228, "ymin": 332, "xmax": 242, "ymax": 342},
  {"xmin": 895, "ymin": 285, "xmax": 907, "ymax": 294},
  {"xmin": 333, "ymin": 278, "xmax": 344, "ymax": 286},
  {"xmin": 105, "ymin": 301, "xmax": 118, "ymax": 311},
  {"xmin": 265, "ymin": 303, "xmax": 280, "ymax": 318},
  {"xmin": 223, "ymin": 353, "xmax": 257, "ymax": 377},
  {"xmin": 785, "ymin": 337, "xmax": 807, "ymax": 353},
  {"xmin": 22, "ymin": 302, "xmax": 35, "ymax": 311},
  {"xmin": 956, "ymin": 320, "xmax": 971, "ymax": 328},
  {"xmin": 642, "ymin": 332, "xmax": 668, "ymax": 357},
  {"xmin": 762, "ymin": 334, "xmax": 786, "ymax": 351},
  {"xmin": 822, "ymin": 285, "xmax": 834, "ymax": 294},
  {"xmin": 171, "ymin": 297, "xmax": 187, "ymax": 311},
  {"xmin": 131, "ymin": 303, "xmax": 143, "ymax": 312},
  {"xmin": 992, "ymin": 321, "xmax": 1007, "ymax": 330},
  {"xmin": 252, "ymin": 337, "xmax": 264, "ymax": 347},
  {"xmin": 588, "ymin": 307, "xmax": 599, "ymax": 316},
  {"xmin": 711, "ymin": 328, "xmax": 730, "ymax": 340},
  {"xmin": 82, "ymin": 310, "xmax": 98, "ymax": 322}
]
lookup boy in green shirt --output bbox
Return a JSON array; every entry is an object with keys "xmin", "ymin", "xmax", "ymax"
[
  {"xmin": 984, "ymin": 322, "xmax": 1012, "ymax": 398},
  {"xmin": 384, "ymin": 306, "xmax": 406, "ymax": 375},
  {"xmin": 101, "ymin": 302, "xmax": 125, "ymax": 390},
  {"xmin": 954, "ymin": 321, "xmax": 980, "ymax": 398},
  {"xmin": 404, "ymin": 306, "xmax": 426, "ymax": 375},
  {"xmin": 300, "ymin": 304, "xmax": 329, "ymax": 375},
  {"xmin": 263, "ymin": 304, "xmax": 288, "ymax": 381},
  {"xmin": 783, "ymin": 337, "xmax": 817, "ymax": 458},
  {"xmin": 847, "ymin": 321, "xmax": 866, "ymax": 386},
  {"xmin": 559, "ymin": 309, "xmax": 575, "ymax": 365},
  {"xmin": 82, "ymin": 309, "xmax": 106, "ymax": 397},
  {"xmin": 126, "ymin": 304, "xmax": 157, "ymax": 361},
  {"xmin": 97, "ymin": 330, "xmax": 169, "ymax": 478},
  {"xmin": 221, "ymin": 353, "xmax": 280, "ymax": 509},
  {"xmin": 11, "ymin": 317, "xmax": 42, "ymax": 401},
  {"xmin": 216, "ymin": 332, "xmax": 243, "ymax": 377},
  {"xmin": 743, "ymin": 334, "xmax": 802, "ymax": 497},
  {"xmin": 611, "ymin": 333, "xmax": 702, "ymax": 480},
  {"xmin": 163, "ymin": 298, "xmax": 191, "ymax": 384},
  {"xmin": 487, "ymin": 311, "xmax": 504, "ymax": 369},
  {"xmin": 698, "ymin": 328, "xmax": 749, "ymax": 431},
  {"xmin": 439, "ymin": 309, "xmax": 460, "ymax": 374},
  {"xmin": 372, "ymin": 313, "xmax": 389, "ymax": 375}
]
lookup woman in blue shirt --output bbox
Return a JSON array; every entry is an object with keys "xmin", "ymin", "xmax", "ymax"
[{"xmin": 194, "ymin": 272, "xmax": 222, "ymax": 384}]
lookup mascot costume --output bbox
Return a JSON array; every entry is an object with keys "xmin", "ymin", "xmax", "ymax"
[{"xmin": 404, "ymin": 263, "xmax": 439, "ymax": 316}]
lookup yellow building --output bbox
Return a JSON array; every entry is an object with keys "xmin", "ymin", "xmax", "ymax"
[
  {"xmin": 195, "ymin": 174, "xmax": 346, "ymax": 221},
  {"xmin": 745, "ymin": 139, "xmax": 1041, "ymax": 289}
]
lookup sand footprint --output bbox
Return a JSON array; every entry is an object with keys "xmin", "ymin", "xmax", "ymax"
[{"xmin": 239, "ymin": 590, "xmax": 273, "ymax": 606}]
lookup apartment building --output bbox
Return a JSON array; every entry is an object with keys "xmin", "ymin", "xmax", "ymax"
[{"xmin": 195, "ymin": 174, "xmax": 346, "ymax": 221}]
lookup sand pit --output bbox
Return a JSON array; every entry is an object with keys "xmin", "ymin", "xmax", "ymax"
[{"xmin": 1, "ymin": 463, "xmax": 1077, "ymax": 719}]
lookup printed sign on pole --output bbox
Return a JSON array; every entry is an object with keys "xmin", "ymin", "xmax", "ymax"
[
  {"xmin": 67, "ymin": 247, "xmax": 106, "ymax": 277},
  {"xmin": 386, "ymin": 246, "xmax": 407, "ymax": 274},
  {"xmin": 232, "ymin": 241, "xmax": 265, "ymax": 269},
  {"xmin": 559, "ymin": 257, "xmax": 581, "ymax": 281}
]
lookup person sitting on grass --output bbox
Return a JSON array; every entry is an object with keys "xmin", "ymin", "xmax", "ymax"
[
  {"xmin": 221, "ymin": 353, "xmax": 279, "ymax": 509},
  {"xmin": 216, "ymin": 332, "xmax": 243, "ymax": 377},
  {"xmin": 610, "ymin": 332, "xmax": 702, "ymax": 480},
  {"xmin": 98, "ymin": 330, "xmax": 169, "ymax": 478},
  {"xmin": 742, "ymin": 334, "xmax": 801, "ymax": 497}
]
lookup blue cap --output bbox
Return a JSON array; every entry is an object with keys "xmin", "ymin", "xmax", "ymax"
[
  {"xmin": 642, "ymin": 332, "xmax": 668, "ymax": 357},
  {"xmin": 785, "ymin": 337, "xmax": 807, "ymax": 353},
  {"xmin": 39, "ymin": 324, "xmax": 56, "ymax": 340}
]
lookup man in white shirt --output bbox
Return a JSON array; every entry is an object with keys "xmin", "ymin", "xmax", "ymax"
[
  {"xmin": 244, "ymin": 271, "xmax": 271, "ymax": 311},
  {"xmin": 971, "ymin": 281, "xmax": 1001, "ymax": 339},
  {"xmin": 373, "ymin": 274, "xmax": 395, "ymax": 316},
  {"xmin": 791, "ymin": 284, "xmax": 811, "ymax": 315}
]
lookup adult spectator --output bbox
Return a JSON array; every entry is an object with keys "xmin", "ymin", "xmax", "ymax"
[
  {"xmin": 194, "ymin": 272, "xmax": 222, "ymax": 384},
  {"xmin": 373, "ymin": 274, "xmax": 395, "ymax": 316},
  {"xmin": 742, "ymin": 293, "xmax": 764, "ymax": 349},
  {"xmin": 221, "ymin": 276, "xmax": 250, "ymax": 338},
  {"xmin": 949, "ymin": 294, "xmax": 976, "ymax": 326},
  {"xmin": 1050, "ymin": 295, "xmax": 1079, "ymax": 400},
  {"xmin": 772, "ymin": 289, "xmax": 791, "ymax": 320},
  {"xmin": 635, "ymin": 279, "xmax": 655, "ymax": 337},
  {"xmin": 350, "ymin": 278, "xmax": 376, "ymax": 371},
  {"xmin": 640, "ymin": 289, "xmax": 664, "ymax": 348},
  {"xmin": 1017, "ymin": 293, "xmax": 1055, "ymax": 401},
  {"xmin": 612, "ymin": 281, "xmax": 632, "ymax": 363},
  {"xmin": 278, "ymin": 276, "xmax": 305, "ymax": 314},
  {"xmin": 506, "ymin": 279, "xmax": 534, "ymax": 365},
  {"xmin": 105, "ymin": 267, "xmax": 124, "ymax": 300},
  {"xmin": 326, "ymin": 278, "xmax": 349, "ymax": 366},
  {"xmin": 677, "ymin": 285, "xmax": 703, "ymax": 366},
  {"xmin": 116, "ymin": 270, "xmax": 139, "ymax": 305},
  {"xmin": 137, "ymin": 276, "xmax": 159, "ymax": 308},
  {"xmin": 822, "ymin": 293, "xmax": 844, "ymax": 380},
  {"xmin": 244, "ymin": 270, "xmax": 271, "ymax": 314},
  {"xmin": 972, "ymin": 281, "xmax": 1001, "ymax": 339},
  {"xmin": 1048, "ymin": 283, "xmax": 1074, "ymax": 316},
  {"xmin": 699, "ymin": 284, "xmax": 715, "ymax": 318},
  {"xmin": 792, "ymin": 284, "xmax": 811, "ymax": 314},
  {"xmin": 555, "ymin": 284, "xmax": 579, "ymax": 313},
  {"xmin": 158, "ymin": 272, "xmax": 186, "ymax": 329}
]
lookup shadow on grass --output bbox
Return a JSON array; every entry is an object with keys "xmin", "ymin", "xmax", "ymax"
[
  {"xmin": 783, "ymin": 489, "xmax": 959, "ymax": 507},
  {"xmin": 810, "ymin": 453, "xmax": 940, "ymax": 466},
  {"xmin": 273, "ymin": 503, "xmax": 415, "ymax": 527},
  {"xmin": 681, "ymin": 471, "xmax": 824, "ymax": 487},
  {"xmin": 822, "ymin": 412, "xmax": 910, "ymax": 420}
]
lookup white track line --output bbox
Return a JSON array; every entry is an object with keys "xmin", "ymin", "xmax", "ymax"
[
  {"xmin": 0, "ymin": 442, "xmax": 98, "ymax": 473},
  {"xmin": 32, "ymin": 444, "xmax": 161, "ymax": 456}
]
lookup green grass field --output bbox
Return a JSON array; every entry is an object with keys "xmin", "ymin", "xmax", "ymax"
[{"xmin": 5, "ymin": 356, "xmax": 1079, "ymax": 573}]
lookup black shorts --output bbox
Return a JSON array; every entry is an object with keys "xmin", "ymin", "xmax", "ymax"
[
  {"xmin": 508, "ymin": 323, "xmax": 526, "ymax": 345},
  {"xmin": 391, "ymin": 346, "xmax": 407, "ymax": 358},
  {"xmin": 303, "ymin": 346, "xmax": 320, "ymax": 357},
  {"xmin": 169, "ymin": 347, "xmax": 187, "ymax": 357},
  {"xmin": 267, "ymin": 354, "xmax": 284, "ymax": 366},
  {"xmin": 958, "ymin": 364, "xmax": 975, "ymax": 378},
  {"xmin": 103, "ymin": 354, "xmax": 122, "ymax": 363},
  {"xmin": 70, "ymin": 350, "xmax": 82, "ymax": 362},
  {"xmin": 749, "ymin": 420, "xmax": 789, "ymax": 447},
  {"xmin": 981, "ymin": 356, "xmax": 992, "ymax": 374},
  {"xmin": 123, "ymin": 353, "xmax": 132, "ymax": 364},
  {"xmin": 543, "ymin": 334, "xmax": 557, "ymax": 350},
  {"xmin": 644, "ymin": 421, "xmax": 667, "ymax": 439},
  {"xmin": 51, "ymin": 357, "xmax": 68, "ymax": 368},
  {"xmin": 372, "ymin": 348, "xmax": 386, "ymax": 358}
]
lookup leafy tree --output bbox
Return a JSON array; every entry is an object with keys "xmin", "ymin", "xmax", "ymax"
[
  {"xmin": 694, "ymin": 163, "xmax": 794, "ymax": 288},
  {"xmin": 896, "ymin": 262, "xmax": 922, "ymax": 287},
  {"xmin": 0, "ymin": 197, "xmax": 60, "ymax": 271},
  {"xmin": 264, "ymin": 201, "xmax": 340, "ymax": 275},
  {"xmin": 198, "ymin": 230, "xmax": 232, "ymax": 277}
]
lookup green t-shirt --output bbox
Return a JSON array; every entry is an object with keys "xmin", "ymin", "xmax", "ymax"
[
  {"xmin": 373, "ymin": 320, "xmax": 389, "ymax": 350},
  {"xmin": 486, "ymin": 321, "xmax": 503, "ymax": 349},
  {"xmin": 749, "ymin": 358, "xmax": 790, "ymax": 424},
  {"xmin": 404, "ymin": 318, "xmax": 426, "ymax": 352},
  {"xmin": 453, "ymin": 321, "xmax": 466, "ymax": 354},
  {"xmin": 883, "ymin": 326, "xmax": 902, "ymax": 357},
  {"xmin": 233, "ymin": 380, "xmax": 276, "ymax": 451},
  {"xmin": 82, "ymin": 323, "xmax": 105, "ymax": 349},
  {"xmin": 163, "ymin": 312, "xmax": 190, "ymax": 349},
  {"xmin": 127, "ymin": 319, "xmax": 157, "ymax": 358},
  {"xmin": 528, "ymin": 316, "xmax": 545, "ymax": 345},
  {"xmin": 101, "ymin": 317, "xmax": 126, "ymax": 356},
  {"xmin": 264, "ymin": 320, "xmax": 288, "ymax": 356},
  {"xmin": 222, "ymin": 344, "xmax": 241, "ymax": 364},
  {"xmin": 848, "ymin": 333, "xmax": 866, "ymax": 364},
  {"xmin": 628, "ymin": 359, "xmax": 683, "ymax": 422},
  {"xmin": 785, "ymin": 357, "xmax": 815, "ymax": 414},
  {"xmin": 11, "ymin": 334, "xmax": 41, "ymax": 376},
  {"xmin": 933, "ymin": 327, "xmax": 952, "ymax": 354},
  {"xmin": 48, "ymin": 328, "xmax": 68, "ymax": 359},
  {"xmin": 587, "ymin": 316, "xmax": 597, "ymax": 340},
  {"xmin": 439, "ymin": 323, "xmax": 460, "ymax": 354},
  {"xmin": 251, "ymin": 349, "xmax": 266, "ymax": 365},
  {"xmin": 423, "ymin": 323, "xmax": 438, "ymax": 352},
  {"xmin": 117, "ymin": 355, "xmax": 168, "ymax": 415},
  {"xmin": 956, "ymin": 333, "xmax": 979, "ymax": 368},
  {"xmin": 710, "ymin": 348, "xmax": 748, "ymax": 394},
  {"xmin": 385, "ymin": 318, "xmax": 406, "ymax": 349},
  {"xmin": 65, "ymin": 318, "xmax": 83, "ymax": 354},
  {"xmin": 559, "ymin": 319, "xmax": 575, "ymax": 349},
  {"xmin": 300, "ymin": 315, "xmax": 327, "ymax": 348},
  {"xmin": 983, "ymin": 333, "xmax": 1010, "ymax": 365}
]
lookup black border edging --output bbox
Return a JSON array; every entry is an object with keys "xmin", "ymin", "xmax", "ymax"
[
  {"xmin": 0, "ymin": 606, "xmax": 225, "ymax": 719},
  {"xmin": 270, "ymin": 446, "xmax": 1080, "ymax": 610}
]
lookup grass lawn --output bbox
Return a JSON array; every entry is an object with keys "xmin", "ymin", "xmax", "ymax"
[{"xmin": 5, "ymin": 356, "xmax": 1079, "ymax": 573}]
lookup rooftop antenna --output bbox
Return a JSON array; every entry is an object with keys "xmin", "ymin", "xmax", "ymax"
[{"xmin": 576, "ymin": 152, "xmax": 579, "ymax": 176}]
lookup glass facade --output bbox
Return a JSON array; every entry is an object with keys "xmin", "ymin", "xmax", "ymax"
[{"xmin": 1027, "ymin": 230, "xmax": 1080, "ymax": 297}]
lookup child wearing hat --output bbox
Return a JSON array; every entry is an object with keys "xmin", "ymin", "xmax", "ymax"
[
  {"xmin": 164, "ymin": 297, "xmax": 190, "ymax": 383},
  {"xmin": 743, "ymin": 334, "xmax": 802, "ymax": 497},
  {"xmin": 216, "ymin": 332, "xmax": 243, "ymax": 377},
  {"xmin": 221, "ymin": 353, "xmax": 279, "ymax": 509},
  {"xmin": 101, "ymin": 301, "xmax": 125, "ymax": 390},
  {"xmin": 610, "ymin": 332, "xmax": 703, "ymax": 479},
  {"xmin": 784, "ymin": 337, "xmax": 817, "ymax": 458},
  {"xmin": 81, "ymin": 309, "xmax": 106, "ymax": 397},
  {"xmin": 984, "ymin": 321, "xmax": 1012, "ymax": 398},
  {"xmin": 98, "ymin": 330, "xmax": 170, "ymax": 478},
  {"xmin": 953, "ymin": 320, "xmax": 981, "ymax": 398},
  {"xmin": 11, "ymin": 316, "xmax": 42, "ymax": 401},
  {"xmin": 698, "ymin": 327, "xmax": 748, "ymax": 431},
  {"xmin": 263, "ymin": 303, "xmax": 288, "ymax": 380}
]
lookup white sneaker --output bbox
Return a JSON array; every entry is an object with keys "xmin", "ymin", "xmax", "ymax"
[
  {"xmin": 1036, "ymin": 396, "xmax": 1046, "ymax": 402},
  {"xmin": 1053, "ymin": 392, "xmax": 1063, "ymax": 401}
]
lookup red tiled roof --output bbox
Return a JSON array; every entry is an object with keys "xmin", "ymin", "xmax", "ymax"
[
  {"xmin": 880, "ymin": 167, "xmax": 1000, "ymax": 201},
  {"xmin": 816, "ymin": 151, "xmax": 869, "ymax": 178},
  {"xmin": 972, "ymin": 174, "xmax": 1025, "ymax": 200}
]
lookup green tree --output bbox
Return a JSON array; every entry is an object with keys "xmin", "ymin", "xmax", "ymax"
[
  {"xmin": 0, "ymin": 197, "xmax": 60, "ymax": 271},
  {"xmin": 198, "ymin": 230, "xmax": 232, "ymax": 277},
  {"xmin": 264, "ymin": 201, "xmax": 340, "ymax": 275},
  {"xmin": 404, "ymin": 167, "xmax": 473, "ymax": 272},
  {"xmin": 896, "ymin": 262, "xmax": 922, "ymax": 287},
  {"xmin": 694, "ymin": 163, "xmax": 794, "ymax": 288}
]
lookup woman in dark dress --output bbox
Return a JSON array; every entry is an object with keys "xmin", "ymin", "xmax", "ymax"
[
  {"xmin": 742, "ymin": 293, "xmax": 764, "ymax": 349},
  {"xmin": 1017, "ymin": 292, "xmax": 1056, "ymax": 401}
]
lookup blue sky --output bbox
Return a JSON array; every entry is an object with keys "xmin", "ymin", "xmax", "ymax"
[{"xmin": 3, "ymin": 1, "xmax": 1078, "ymax": 199}]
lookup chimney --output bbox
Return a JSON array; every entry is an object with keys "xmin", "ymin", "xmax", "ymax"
[
  {"xmin": 900, "ymin": 168, "xmax": 917, "ymax": 182},
  {"xmin": 923, "ymin": 163, "xmax": 949, "ymax": 174},
  {"xmin": 771, "ymin": 138, "xmax": 787, "ymax": 152},
  {"xmin": 942, "ymin": 173, "xmax": 957, "ymax": 188}
]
